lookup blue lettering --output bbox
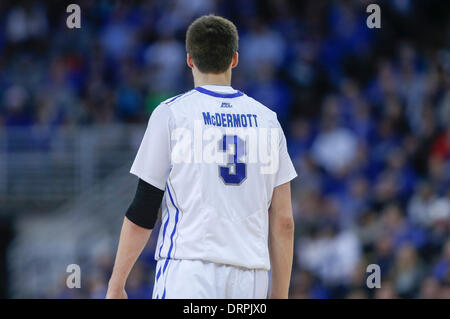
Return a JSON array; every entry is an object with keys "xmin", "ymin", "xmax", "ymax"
[
  {"xmin": 247, "ymin": 114, "xmax": 253, "ymax": 127},
  {"xmin": 226, "ymin": 114, "xmax": 233, "ymax": 128},
  {"xmin": 202, "ymin": 112, "xmax": 211, "ymax": 125},
  {"xmin": 253, "ymin": 114, "xmax": 258, "ymax": 127},
  {"xmin": 241, "ymin": 114, "xmax": 247, "ymax": 127},
  {"xmin": 215, "ymin": 113, "xmax": 222, "ymax": 126},
  {"xmin": 232, "ymin": 114, "xmax": 241, "ymax": 127},
  {"xmin": 221, "ymin": 113, "xmax": 227, "ymax": 127},
  {"xmin": 202, "ymin": 112, "xmax": 257, "ymax": 128}
]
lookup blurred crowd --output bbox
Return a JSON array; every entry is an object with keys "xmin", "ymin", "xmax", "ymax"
[{"xmin": 1, "ymin": 0, "xmax": 449, "ymax": 298}]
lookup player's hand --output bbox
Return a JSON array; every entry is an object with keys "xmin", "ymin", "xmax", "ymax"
[{"xmin": 106, "ymin": 287, "xmax": 128, "ymax": 299}]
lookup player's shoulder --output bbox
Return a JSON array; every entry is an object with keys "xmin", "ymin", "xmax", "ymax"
[
  {"xmin": 151, "ymin": 90, "xmax": 198, "ymax": 120},
  {"xmin": 161, "ymin": 89, "xmax": 198, "ymax": 108}
]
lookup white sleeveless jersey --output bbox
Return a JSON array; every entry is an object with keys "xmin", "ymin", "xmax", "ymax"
[{"xmin": 130, "ymin": 85, "xmax": 297, "ymax": 271}]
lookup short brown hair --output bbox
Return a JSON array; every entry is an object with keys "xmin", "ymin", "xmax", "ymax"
[{"xmin": 186, "ymin": 15, "xmax": 239, "ymax": 74}]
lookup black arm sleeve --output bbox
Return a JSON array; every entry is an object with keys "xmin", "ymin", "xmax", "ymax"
[{"xmin": 125, "ymin": 179, "xmax": 164, "ymax": 229}]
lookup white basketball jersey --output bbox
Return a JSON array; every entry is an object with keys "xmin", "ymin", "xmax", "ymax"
[{"xmin": 130, "ymin": 85, "xmax": 297, "ymax": 271}]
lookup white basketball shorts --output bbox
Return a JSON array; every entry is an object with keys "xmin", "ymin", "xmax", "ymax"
[{"xmin": 152, "ymin": 259, "xmax": 269, "ymax": 299}]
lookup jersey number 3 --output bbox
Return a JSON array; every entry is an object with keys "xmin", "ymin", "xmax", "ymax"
[{"xmin": 218, "ymin": 135, "xmax": 247, "ymax": 185}]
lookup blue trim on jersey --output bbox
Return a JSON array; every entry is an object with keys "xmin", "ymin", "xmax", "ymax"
[
  {"xmin": 195, "ymin": 86, "xmax": 244, "ymax": 98},
  {"xmin": 158, "ymin": 208, "xmax": 170, "ymax": 258},
  {"xmin": 156, "ymin": 266, "xmax": 161, "ymax": 281},
  {"xmin": 166, "ymin": 93, "xmax": 183, "ymax": 104},
  {"xmin": 166, "ymin": 89, "xmax": 195, "ymax": 105},
  {"xmin": 163, "ymin": 184, "xmax": 180, "ymax": 273},
  {"xmin": 161, "ymin": 259, "xmax": 169, "ymax": 299},
  {"xmin": 155, "ymin": 184, "xmax": 180, "ymax": 300}
]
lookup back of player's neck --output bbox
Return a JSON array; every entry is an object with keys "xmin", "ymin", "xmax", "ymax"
[
  {"xmin": 196, "ymin": 83, "xmax": 231, "ymax": 88},
  {"xmin": 194, "ymin": 73, "xmax": 231, "ymax": 88}
]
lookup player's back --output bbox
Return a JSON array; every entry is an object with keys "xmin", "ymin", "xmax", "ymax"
[{"xmin": 131, "ymin": 85, "xmax": 297, "ymax": 271}]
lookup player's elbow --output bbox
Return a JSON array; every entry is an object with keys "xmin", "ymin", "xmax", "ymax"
[
  {"xmin": 272, "ymin": 213, "xmax": 295, "ymax": 237},
  {"xmin": 281, "ymin": 215, "xmax": 295, "ymax": 236}
]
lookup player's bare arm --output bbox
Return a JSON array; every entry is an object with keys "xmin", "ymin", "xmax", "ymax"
[
  {"xmin": 106, "ymin": 179, "xmax": 164, "ymax": 299},
  {"xmin": 106, "ymin": 217, "xmax": 151, "ymax": 299},
  {"xmin": 268, "ymin": 181, "xmax": 295, "ymax": 299}
]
